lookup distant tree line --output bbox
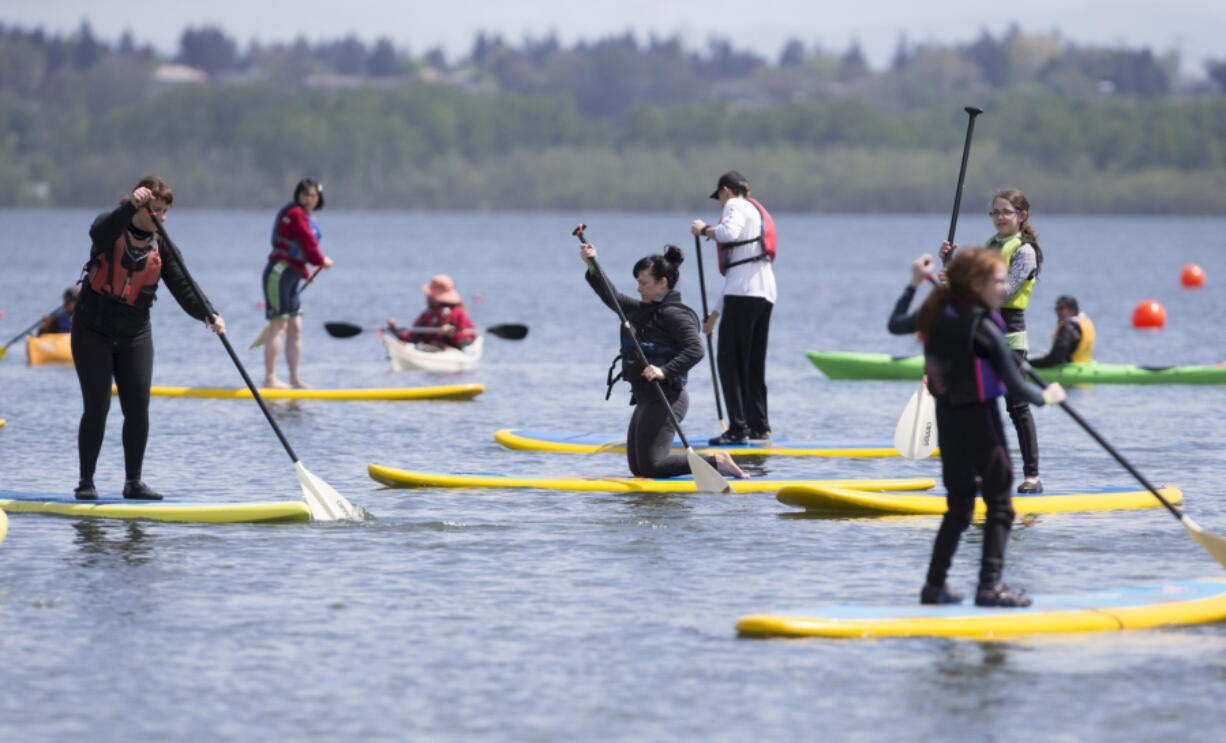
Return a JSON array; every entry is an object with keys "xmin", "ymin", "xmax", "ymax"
[{"xmin": 0, "ymin": 21, "xmax": 1224, "ymax": 212}]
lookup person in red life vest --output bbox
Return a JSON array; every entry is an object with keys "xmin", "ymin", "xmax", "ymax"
[
  {"xmin": 39, "ymin": 286, "xmax": 79, "ymax": 335},
  {"xmin": 72, "ymin": 177, "xmax": 225, "ymax": 501},
  {"xmin": 387, "ymin": 274, "xmax": 476, "ymax": 349},
  {"xmin": 690, "ymin": 170, "xmax": 777, "ymax": 446},
  {"xmin": 263, "ymin": 178, "xmax": 333, "ymax": 388},
  {"xmin": 888, "ymin": 250, "xmax": 1065, "ymax": 607}
]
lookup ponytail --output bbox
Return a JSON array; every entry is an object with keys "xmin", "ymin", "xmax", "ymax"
[{"xmin": 633, "ymin": 245, "xmax": 686, "ymax": 289}]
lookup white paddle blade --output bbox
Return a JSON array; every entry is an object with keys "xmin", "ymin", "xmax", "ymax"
[
  {"xmin": 0, "ymin": 507, "xmax": 8, "ymax": 546},
  {"xmin": 1182, "ymin": 515, "xmax": 1226, "ymax": 571},
  {"xmin": 893, "ymin": 383, "xmax": 938, "ymax": 459},
  {"xmin": 295, "ymin": 461, "xmax": 362, "ymax": 521},
  {"xmin": 687, "ymin": 449, "xmax": 733, "ymax": 494},
  {"xmin": 248, "ymin": 324, "xmax": 270, "ymax": 350}
]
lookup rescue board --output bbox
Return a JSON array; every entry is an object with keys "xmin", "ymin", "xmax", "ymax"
[
  {"xmin": 776, "ymin": 483, "xmax": 1183, "ymax": 515},
  {"xmin": 367, "ymin": 464, "xmax": 935, "ymax": 493},
  {"xmin": 117, "ymin": 384, "xmax": 484, "ymax": 401},
  {"xmin": 736, "ymin": 578, "xmax": 1226, "ymax": 638},
  {"xmin": 0, "ymin": 491, "xmax": 311, "ymax": 524},
  {"xmin": 494, "ymin": 428, "xmax": 935, "ymax": 458}
]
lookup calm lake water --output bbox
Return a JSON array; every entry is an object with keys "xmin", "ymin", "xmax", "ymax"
[{"xmin": 2, "ymin": 208, "xmax": 1225, "ymax": 741}]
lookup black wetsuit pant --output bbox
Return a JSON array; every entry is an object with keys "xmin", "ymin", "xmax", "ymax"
[
  {"xmin": 626, "ymin": 384, "xmax": 717, "ymax": 478},
  {"xmin": 71, "ymin": 322, "xmax": 154, "ymax": 485},
  {"xmin": 926, "ymin": 399, "xmax": 1016, "ymax": 590},
  {"xmin": 1006, "ymin": 349, "xmax": 1039, "ymax": 478},
  {"xmin": 717, "ymin": 295, "xmax": 772, "ymax": 436}
]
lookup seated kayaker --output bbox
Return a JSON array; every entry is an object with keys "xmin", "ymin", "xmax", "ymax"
[
  {"xmin": 387, "ymin": 274, "xmax": 476, "ymax": 349},
  {"xmin": 39, "ymin": 287, "xmax": 78, "ymax": 335},
  {"xmin": 1030, "ymin": 295, "xmax": 1094, "ymax": 368}
]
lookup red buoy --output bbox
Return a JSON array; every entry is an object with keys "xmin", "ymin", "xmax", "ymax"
[
  {"xmin": 1181, "ymin": 264, "xmax": 1205, "ymax": 288},
  {"xmin": 1132, "ymin": 300, "xmax": 1166, "ymax": 329}
]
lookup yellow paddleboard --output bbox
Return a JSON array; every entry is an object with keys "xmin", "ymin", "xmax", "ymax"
[
  {"xmin": 0, "ymin": 491, "xmax": 310, "ymax": 524},
  {"xmin": 367, "ymin": 464, "xmax": 935, "ymax": 493},
  {"xmin": 737, "ymin": 578, "xmax": 1226, "ymax": 638},
  {"xmin": 494, "ymin": 428, "xmax": 935, "ymax": 458},
  {"xmin": 115, "ymin": 384, "xmax": 484, "ymax": 401},
  {"xmin": 776, "ymin": 483, "xmax": 1183, "ymax": 515}
]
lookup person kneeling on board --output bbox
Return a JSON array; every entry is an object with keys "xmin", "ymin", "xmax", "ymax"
[
  {"xmin": 387, "ymin": 274, "xmax": 476, "ymax": 350},
  {"xmin": 580, "ymin": 241, "xmax": 746, "ymax": 480},
  {"xmin": 1029, "ymin": 295, "xmax": 1094, "ymax": 368},
  {"xmin": 888, "ymin": 250, "xmax": 1066, "ymax": 607}
]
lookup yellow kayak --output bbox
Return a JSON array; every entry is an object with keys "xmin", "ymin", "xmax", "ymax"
[
  {"xmin": 26, "ymin": 333, "xmax": 73, "ymax": 366},
  {"xmin": 368, "ymin": 464, "xmax": 935, "ymax": 493},
  {"xmin": 115, "ymin": 384, "xmax": 484, "ymax": 401}
]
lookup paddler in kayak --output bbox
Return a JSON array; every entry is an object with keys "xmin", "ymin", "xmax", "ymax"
[
  {"xmin": 263, "ymin": 178, "xmax": 333, "ymax": 389},
  {"xmin": 941, "ymin": 188, "xmax": 1045, "ymax": 493},
  {"xmin": 387, "ymin": 274, "xmax": 476, "ymax": 349},
  {"xmin": 888, "ymin": 250, "xmax": 1065, "ymax": 607},
  {"xmin": 1030, "ymin": 296, "xmax": 1094, "ymax": 368},
  {"xmin": 73, "ymin": 177, "xmax": 225, "ymax": 501},
  {"xmin": 39, "ymin": 286, "xmax": 78, "ymax": 335},
  {"xmin": 580, "ymin": 241, "xmax": 746, "ymax": 480}
]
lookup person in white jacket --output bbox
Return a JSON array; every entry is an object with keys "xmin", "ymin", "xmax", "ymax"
[{"xmin": 691, "ymin": 171, "xmax": 777, "ymax": 445}]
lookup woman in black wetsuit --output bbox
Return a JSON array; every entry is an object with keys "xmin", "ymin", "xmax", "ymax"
[
  {"xmin": 888, "ymin": 249, "xmax": 1065, "ymax": 607},
  {"xmin": 72, "ymin": 177, "xmax": 225, "ymax": 500},
  {"xmin": 580, "ymin": 242, "xmax": 745, "ymax": 480}
]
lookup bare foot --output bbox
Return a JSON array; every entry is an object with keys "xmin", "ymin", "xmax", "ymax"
[
  {"xmin": 714, "ymin": 451, "xmax": 748, "ymax": 479},
  {"xmin": 263, "ymin": 377, "xmax": 291, "ymax": 389},
  {"xmin": 290, "ymin": 380, "xmax": 313, "ymax": 389}
]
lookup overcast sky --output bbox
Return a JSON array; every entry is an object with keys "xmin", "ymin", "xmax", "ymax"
[{"xmin": 3, "ymin": 0, "xmax": 1222, "ymax": 75}]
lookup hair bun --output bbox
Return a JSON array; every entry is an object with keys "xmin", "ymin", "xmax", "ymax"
[{"xmin": 663, "ymin": 245, "xmax": 685, "ymax": 265}]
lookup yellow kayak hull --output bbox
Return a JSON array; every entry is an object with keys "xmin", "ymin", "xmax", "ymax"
[{"xmin": 26, "ymin": 333, "xmax": 73, "ymax": 366}]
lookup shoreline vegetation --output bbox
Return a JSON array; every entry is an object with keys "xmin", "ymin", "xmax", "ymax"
[{"xmin": 2, "ymin": 22, "xmax": 1225, "ymax": 213}]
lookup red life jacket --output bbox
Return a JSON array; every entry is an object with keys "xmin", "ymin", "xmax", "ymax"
[
  {"xmin": 86, "ymin": 231, "xmax": 162, "ymax": 308},
  {"xmin": 716, "ymin": 197, "xmax": 776, "ymax": 275}
]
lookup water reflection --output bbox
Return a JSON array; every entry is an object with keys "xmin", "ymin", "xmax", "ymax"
[{"xmin": 72, "ymin": 520, "xmax": 155, "ymax": 566}]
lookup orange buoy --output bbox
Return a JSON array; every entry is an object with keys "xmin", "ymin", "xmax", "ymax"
[
  {"xmin": 1181, "ymin": 264, "xmax": 1205, "ymax": 288},
  {"xmin": 1132, "ymin": 300, "xmax": 1166, "ymax": 329}
]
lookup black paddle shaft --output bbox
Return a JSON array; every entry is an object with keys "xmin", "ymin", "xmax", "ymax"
[
  {"xmin": 574, "ymin": 224, "xmax": 696, "ymax": 450},
  {"xmin": 944, "ymin": 106, "xmax": 984, "ymax": 264},
  {"xmin": 145, "ymin": 207, "xmax": 301, "ymax": 464},
  {"xmin": 693, "ymin": 234, "xmax": 725, "ymax": 425},
  {"xmin": 1026, "ymin": 367, "xmax": 1183, "ymax": 520}
]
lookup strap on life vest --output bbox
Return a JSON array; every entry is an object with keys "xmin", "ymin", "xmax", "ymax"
[
  {"xmin": 84, "ymin": 231, "xmax": 162, "ymax": 308},
  {"xmin": 717, "ymin": 197, "xmax": 776, "ymax": 275},
  {"xmin": 603, "ymin": 301, "xmax": 699, "ymax": 401}
]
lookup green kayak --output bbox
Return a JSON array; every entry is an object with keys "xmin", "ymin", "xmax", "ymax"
[{"xmin": 806, "ymin": 351, "xmax": 1226, "ymax": 385}]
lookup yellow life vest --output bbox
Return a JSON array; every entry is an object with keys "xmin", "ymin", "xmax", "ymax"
[
  {"xmin": 1052, "ymin": 313, "xmax": 1095, "ymax": 363},
  {"xmin": 988, "ymin": 233, "xmax": 1039, "ymax": 311}
]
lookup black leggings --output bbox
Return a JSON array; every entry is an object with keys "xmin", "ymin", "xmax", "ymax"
[
  {"xmin": 717, "ymin": 295, "xmax": 772, "ymax": 435},
  {"xmin": 626, "ymin": 385, "xmax": 716, "ymax": 478},
  {"xmin": 71, "ymin": 322, "xmax": 154, "ymax": 484},
  {"xmin": 926, "ymin": 400, "xmax": 1016, "ymax": 590},
  {"xmin": 1005, "ymin": 349, "xmax": 1040, "ymax": 478}
]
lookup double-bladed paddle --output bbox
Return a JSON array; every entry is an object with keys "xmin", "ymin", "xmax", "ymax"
[
  {"xmin": 1026, "ymin": 366, "xmax": 1226, "ymax": 569},
  {"xmin": 144, "ymin": 207, "xmax": 361, "ymax": 521},
  {"xmin": 0, "ymin": 304, "xmax": 64, "ymax": 361},
  {"xmin": 573, "ymin": 223, "xmax": 731, "ymax": 494},
  {"xmin": 324, "ymin": 321, "xmax": 527, "ymax": 340}
]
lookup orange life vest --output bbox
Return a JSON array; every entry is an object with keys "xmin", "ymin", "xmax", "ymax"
[
  {"xmin": 86, "ymin": 230, "xmax": 162, "ymax": 308},
  {"xmin": 716, "ymin": 197, "xmax": 777, "ymax": 275}
]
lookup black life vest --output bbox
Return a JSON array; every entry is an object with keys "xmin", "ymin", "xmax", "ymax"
[
  {"xmin": 923, "ymin": 302, "xmax": 1009, "ymax": 406},
  {"xmin": 84, "ymin": 230, "xmax": 162, "ymax": 308},
  {"xmin": 717, "ymin": 197, "xmax": 777, "ymax": 275},
  {"xmin": 605, "ymin": 299, "xmax": 700, "ymax": 401}
]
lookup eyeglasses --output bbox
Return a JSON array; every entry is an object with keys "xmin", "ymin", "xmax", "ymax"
[{"xmin": 989, "ymin": 209, "xmax": 1021, "ymax": 218}]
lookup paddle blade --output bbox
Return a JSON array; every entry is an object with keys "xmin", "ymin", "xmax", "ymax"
[
  {"xmin": 324, "ymin": 322, "xmax": 363, "ymax": 338},
  {"xmin": 687, "ymin": 448, "xmax": 733, "ymax": 494},
  {"xmin": 295, "ymin": 461, "xmax": 363, "ymax": 521},
  {"xmin": 1182, "ymin": 515, "xmax": 1226, "ymax": 571},
  {"xmin": 893, "ymin": 382, "xmax": 937, "ymax": 459},
  {"xmin": 487, "ymin": 323, "xmax": 528, "ymax": 340},
  {"xmin": 248, "ymin": 323, "xmax": 270, "ymax": 349}
]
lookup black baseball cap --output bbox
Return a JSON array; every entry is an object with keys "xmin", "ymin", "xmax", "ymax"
[{"xmin": 709, "ymin": 170, "xmax": 749, "ymax": 199}]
